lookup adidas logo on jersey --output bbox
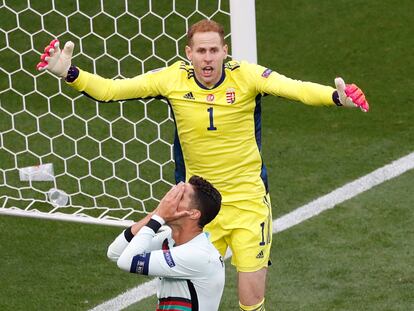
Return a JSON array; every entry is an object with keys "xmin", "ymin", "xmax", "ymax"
[
  {"xmin": 256, "ymin": 250, "xmax": 264, "ymax": 259},
  {"xmin": 183, "ymin": 92, "xmax": 195, "ymax": 100}
]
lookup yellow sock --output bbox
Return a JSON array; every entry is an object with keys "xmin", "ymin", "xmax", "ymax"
[{"xmin": 239, "ymin": 298, "xmax": 265, "ymax": 311}]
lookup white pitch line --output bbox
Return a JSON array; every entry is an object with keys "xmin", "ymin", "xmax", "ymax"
[
  {"xmin": 274, "ymin": 151, "xmax": 414, "ymax": 233},
  {"xmin": 90, "ymin": 279, "xmax": 158, "ymax": 311},
  {"xmin": 90, "ymin": 151, "xmax": 414, "ymax": 311}
]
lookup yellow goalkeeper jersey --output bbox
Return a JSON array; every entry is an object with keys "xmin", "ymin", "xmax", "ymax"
[{"xmin": 69, "ymin": 61, "xmax": 335, "ymax": 203}]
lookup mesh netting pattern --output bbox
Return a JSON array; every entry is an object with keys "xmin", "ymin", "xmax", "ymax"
[{"xmin": 0, "ymin": 0, "xmax": 231, "ymax": 222}]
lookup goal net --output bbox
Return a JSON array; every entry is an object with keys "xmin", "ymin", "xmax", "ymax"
[{"xmin": 0, "ymin": 0, "xmax": 256, "ymax": 226}]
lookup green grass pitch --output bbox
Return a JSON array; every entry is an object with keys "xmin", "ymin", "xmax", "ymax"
[{"xmin": 1, "ymin": 0, "xmax": 414, "ymax": 310}]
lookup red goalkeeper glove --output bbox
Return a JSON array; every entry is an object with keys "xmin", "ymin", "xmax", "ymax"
[
  {"xmin": 334, "ymin": 77, "xmax": 369, "ymax": 112},
  {"xmin": 36, "ymin": 39, "xmax": 74, "ymax": 78}
]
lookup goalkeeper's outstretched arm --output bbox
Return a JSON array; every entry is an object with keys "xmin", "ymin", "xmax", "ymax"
[
  {"xmin": 36, "ymin": 39, "xmax": 369, "ymax": 112},
  {"xmin": 36, "ymin": 39, "xmax": 169, "ymax": 102},
  {"xmin": 253, "ymin": 65, "xmax": 369, "ymax": 112}
]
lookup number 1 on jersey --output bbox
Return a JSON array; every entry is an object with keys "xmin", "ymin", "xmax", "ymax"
[
  {"xmin": 259, "ymin": 222, "xmax": 266, "ymax": 246},
  {"xmin": 207, "ymin": 107, "xmax": 217, "ymax": 131}
]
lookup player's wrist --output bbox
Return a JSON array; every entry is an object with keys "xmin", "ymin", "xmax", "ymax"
[
  {"xmin": 123, "ymin": 226, "xmax": 134, "ymax": 242},
  {"xmin": 332, "ymin": 90, "xmax": 342, "ymax": 106},
  {"xmin": 152, "ymin": 214, "xmax": 165, "ymax": 225},
  {"xmin": 146, "ymin": 214, "xmax": 165, "ymax": 233},
  {"xmin": 65, "ymin": 65, "xmax": 79, "ymax": 82}
]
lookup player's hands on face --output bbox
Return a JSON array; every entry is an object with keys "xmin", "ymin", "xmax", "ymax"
[
  {"xmin": 36, "ymin": 39, "xmax": 74, "ymax": 78},
  {"xmin": 155, "ymin": 183, "xmax": 190, "ymax": 223},
  {"xmin": 335, "ymin": 77, "xmax": 369, "ymax": 112}
]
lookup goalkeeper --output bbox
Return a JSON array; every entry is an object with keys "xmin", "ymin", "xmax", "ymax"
[{"xmin": 37, "ymin": 19, "xmax": 369, "ymax": 311}]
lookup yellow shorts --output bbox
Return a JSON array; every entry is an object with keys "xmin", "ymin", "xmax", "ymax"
[{"xmin": 204, "ymin": 194, "xmax": 273, "ymax": 272}]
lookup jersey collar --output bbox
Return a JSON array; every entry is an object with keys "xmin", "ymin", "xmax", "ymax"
[{"xmin": 193, "ymin": 65, "xmax": 226, "ymax": 90}]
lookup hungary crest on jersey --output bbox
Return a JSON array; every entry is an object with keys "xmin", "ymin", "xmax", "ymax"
[{"xmin": 226, "ymin": 88, "xmax": 236, "ymax": 104}]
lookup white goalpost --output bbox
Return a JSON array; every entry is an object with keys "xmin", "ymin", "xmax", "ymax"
[
  {"xmin": 229, "ymin": 0, "xmax": 257, "ymax": 63},
  {"xmin": 0, "ymin": 0, "xmax": 257, "ymax": 226}
]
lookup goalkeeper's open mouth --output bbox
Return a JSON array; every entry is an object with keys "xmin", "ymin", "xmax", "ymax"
[{"xmin": 202, "ymin": 66, "xmax": 214, "ymax": 77}]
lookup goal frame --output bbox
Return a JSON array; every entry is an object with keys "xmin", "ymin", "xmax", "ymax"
[{"xmin": 0, "ymin": 0, "xmax": 257, "ymax": 226}]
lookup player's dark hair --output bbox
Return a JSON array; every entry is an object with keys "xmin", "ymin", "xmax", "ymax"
[
  {"xmin": 188, "ymin": 175, "xmax": 222, "ymax": 228},
  {"xmin": 187, "ymin": 19, "xmax": 226, "ymax": 47}
]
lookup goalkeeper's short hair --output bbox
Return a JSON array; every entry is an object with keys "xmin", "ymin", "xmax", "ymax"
[{"xmin": 187, "ymin": 19, "xmax": 226, "ymax": 47}]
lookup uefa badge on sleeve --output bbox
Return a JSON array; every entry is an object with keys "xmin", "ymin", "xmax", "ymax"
[{"xmin": 226, "ymin": 88, "xmax": 236, "ymax": 104}]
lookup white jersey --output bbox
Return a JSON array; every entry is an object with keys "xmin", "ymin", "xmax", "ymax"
[{"xmin": 107, "ymin": 220, "xmax": 225, "ymax": 311}]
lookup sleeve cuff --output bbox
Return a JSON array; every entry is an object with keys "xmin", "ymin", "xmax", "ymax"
[
  {"xmin": 151, "ymin": 214, "xmax": 165, "ymax": 225},
  {"xmin": 65, "ymin": 65, "xmax": 79, "ymax": 83},
  {"xmin": 332, "ymin": 90, "xmax": 342, "ymax": 106},
  {"xmin": 145, "ymin": 215, "xmax": 165, "ymax": 233},
  {"xmin": 123, "ymin": 226, "xmax": 134, "ymax": 242}
]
